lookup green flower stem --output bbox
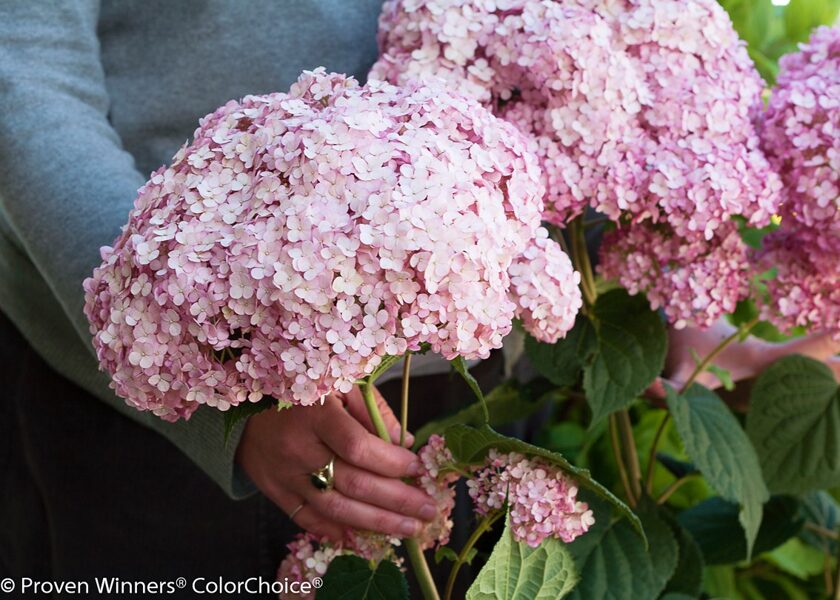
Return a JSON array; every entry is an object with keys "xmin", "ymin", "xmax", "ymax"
[
  {"xmin": 617, "ymin": 409, "xmax": 642, "ymax": 499},
  {"xmin": 644, "ymin": 412, "xmax": 671, "ymax": 493},
  {"xmin": 656, "ymin": 474, "xmax": 699, "ymax": 504},
  {"xmin": 400, "ymin": 354, "xmax": 412, "ymax": 447},
  {"xmin": 444, "ymin": 510, "xmax": 504, "ymax": 600},
  {"xmin": 360, "ymin": 377, "xmax": 441, "ymax": 600},
  {"xmin": 609, "ymin": 414, "xmax": 636, "ymax": 507},
  {"xmin": 361, "ymin": 380, "xmax": 391, "ymax": 441},
  {"xmin": 644, "ymin": 316, "xmax": 760, "ymax": 494},
  {"xmin": 569, "ymin": 218, "xmax": 597, "ymax": 308}
]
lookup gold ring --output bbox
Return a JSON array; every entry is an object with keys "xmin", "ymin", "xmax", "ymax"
[
  {"xmin": 310, "ymin": 456, "xmax": 335, "ymax": 492},
  {"xmin": 289, "ymin": 502, "xmax": 305, "ymax": 520}
]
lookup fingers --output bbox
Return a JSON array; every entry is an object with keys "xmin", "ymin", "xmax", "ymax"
[
  {"xmin": 319, "ymin": 402, "xmax": 422, "ymax": 479},
  {"xmin": 343, "ymin": 385, "xmax": 414, "ymax": 447},
  {"xmin": 261, "ymin": 483, "xmax": 345, "ymax": 542},
  {"xmin": 333, "ymin": 458, "xmax": 436, "ymax": 522},
  {"xmin": 305, "ymin": 487, "xmax": 424, "ymax": 538}
]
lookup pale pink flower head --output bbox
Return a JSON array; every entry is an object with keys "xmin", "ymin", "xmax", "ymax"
[
  {"xmin": 414, "ymin": 434, "xmax": 460, "ymax": 549},
  {"xmin": 467, "ymin": 449, "xmax": 594, "ymax": 547},
  {"xmin": 599, "ymin": 222, "xmax": 750, "ymax": 329},
  {"xmin": 83, "ymin": 68, "xmax": 580, "ymax": 421},
  {"xmin": 761, "ymin": 26, "xmax": 840, "ymax": 232},
  {"xmin": 372, "ymin": 0, "xmax": 782, "ymax": 237},
  {"xmin": 276, "ymin": 532, "xmax": 398, "ymax": 600},
  {"xmin": 755, "ymin": 227, "xmax": 840, "ymax": 337},
  {"xmin": 756, "ymin": 27, "xmax": 840, "ymax": 337}
]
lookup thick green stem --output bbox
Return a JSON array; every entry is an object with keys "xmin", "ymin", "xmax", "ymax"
[
  {"xmin": 401, "ymin": 354, "xmax": 412, "ymax": 447},
  {"xmin": 644, "ymin": 412, "xmax": 670, "ymax": 494},
  {"xmin": 609, "ymin": 414, "xmax": 636, "ymax": 507},
  {"xmin": 569, "ymin": 219, "xmax": 597, "ymax": 308},
  {"xmin": 617, "ymin": 409, "xmax": 642, "ymax": 499},
  {"xmin": 444, "ymin": 511, "xmax": 504, "ymax": 600},
  {"xmin": 360, "ymin": 378, "xmax": 440, "ymax": 600},
  {"xmin": 361, "ymin": 381, "xmax": 391, "ymax": 441}
]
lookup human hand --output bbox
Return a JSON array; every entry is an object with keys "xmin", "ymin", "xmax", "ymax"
[{"xmin": 236, "ymin": 384, "xmax": 435, "ymax": 542}]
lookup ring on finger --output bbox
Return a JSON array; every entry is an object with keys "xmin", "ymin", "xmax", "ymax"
[
  {"xmin": 310, "ymin": 456, "xmax": 336, "ymax": 492},
  {"xmin": 289, "ymin": 501, "xmax": 306, "ymax": 520}
]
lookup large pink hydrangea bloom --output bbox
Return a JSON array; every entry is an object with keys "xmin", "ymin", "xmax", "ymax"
[
  {"xmin": 84, "ymin": 69, "xmax": 581, "ymax": 421},
  {"xmin": 758, "ymin": 27, "xmax": 840, "ymax": 336},
  {"xmin": 372, "ymin": 0, "xmax": 782, "ymax": 328}
]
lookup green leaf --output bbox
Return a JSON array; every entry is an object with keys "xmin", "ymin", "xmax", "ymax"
[
  {"xmin": 223, "ymin": 396, "xmax": 274, "ymax": 444},
  {"xmin": 766, "ymin": 538, "xmax": 826, "ymax": 580},
  {"xmin": 583, "ymin": 290, "xmax": 667, "ymax": 424},
  {"xmin": 666, "ymin": 384, "xmax": 769, "ymax": 558},
  {"xmin": 798, "ymin": 491, "xmax": 839, "ymax": 554},
  {"xmin": 706, "ymin": 364, "xmax": 735, "ymax": 391},
  {"xmin": 784, "ymin": 0, "xmax": 840, "ymax": 44},
  {"xmin": 567, "ymin": 495, "xmax": 677, "ymax": 600},
  {"xmin": 435, "ymin": 546, "xmax": 459, "ymax": 564},
  {"xmin": 319, "ymin": 556, "xmax": 408, "ymax": 600},
  {"xmin": 414, "ymin": 382, "xmax": 554, "ymax": 447},
  {"xmin": 677, "ymin": 495, "xmax": 803, "ymax": 565},
  {"xmin": 660, "ymin": 511, "xmax": 705, "ymax": 597},
  {"xmin": 444, "ymin": 424, "xmax": 645, "ymax": 542},
  {"xmin": 466, "ymin": 516, "xmax": 578, "ymax": 599},
  {"xmin": 451, "ymin": 356, "xmax": 488, "ymax": 422},
  {"xmin": 747, "ymin": 355, "xmax": 840, "ymax": 495},
  {"xmin": 524, "ymin": 316, "xmax": 596, "ymax": 388}
]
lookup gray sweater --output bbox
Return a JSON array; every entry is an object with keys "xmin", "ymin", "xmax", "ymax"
[{"xmin": 0, "ymin": 0, "xmax": 391, "ymax": 498}]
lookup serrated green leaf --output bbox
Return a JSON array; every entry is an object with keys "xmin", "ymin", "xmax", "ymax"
[
  {"xmin": 567, "ymin": 495, "xmax": 677, "ymax": 600},
  {"xmin": 444, "ymin": 424, "xmax": 645, "ymax": 543},
  {"xmin": 747, "ymin": 355, "xmax": 840, "ymax": 495},
  {"xmin": 319, "ymin": 555, "xmax": 408, "ymax": 600},
  {"xmin": 524, "ymin": 316, "xmax": 596, "ymax": 388},
  {"xmin": 677, "ymin": 495, "xmax": 802, "ymax": 565},
  {"xmin": 466, "ymin": 516, "xmax": 578, "ymax": 600},
  {"xmin": 666, "ymin": 384, "xmax": 769, "ymax": 558},
  {"xmin": 584, "ymin": 290, "xmax": 667, "ymax": 424},
  {"xmin": 223, "ymin": 396, "xmax": 274, "ymax": 444},
  {"xmin": 414, "ymin": 382, "xmax": 553, "ymax": 447}
]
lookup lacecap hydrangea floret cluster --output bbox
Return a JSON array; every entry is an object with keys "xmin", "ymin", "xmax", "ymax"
[
  {"xmin": 84, "ymin": 69, "xmax": 581, "ymax": 421},
  {"xmin": 757, "ymin": 27, "xmax": 840, "ymax": 336},
  {"xmin": 467, "ymin": 448, "xmax": 594, "ymax": 547},
  {"xmin": 372, "ymin": 0, "xmax": 782, "ymax": 328}
]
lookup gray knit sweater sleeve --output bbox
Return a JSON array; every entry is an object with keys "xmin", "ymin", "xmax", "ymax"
[{"xmin": 0, "ymin": 1, "xmax": 253, "ymax": 498}]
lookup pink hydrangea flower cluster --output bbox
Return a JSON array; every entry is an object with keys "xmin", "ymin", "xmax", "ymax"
[
  {"xmin": 757, "ymin": 27, "xmax": 840, "ymax": 336},
  {"xmin": 276, "ymin": 532, "xmax": 398, "ymax": 600},
  {"xmin": 372, "ymin": 0, "xmax": 783, "ymax": 328},
  {"xmin": 467, "ymin": 449, "xmax": 595, "ymax": 547},
  {"xmin": 599, "ymin": 222, "xmax": 750, "ymax": 329},
  {"xmin": 83, "ymin": 68, "xmax": 581, "ymax": 421},
  {"xmin": 415, "ymin": 434, "xmax": 460, "ymax": 549}
]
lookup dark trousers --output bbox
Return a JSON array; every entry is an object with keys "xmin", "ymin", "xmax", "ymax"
[
  {"xmin": 0, "ymin": 311, "xmax": 503, "ymax": 598},
  {"xmin": 0, "ymin": 313, "xmax": 292, "ymax": 598}
]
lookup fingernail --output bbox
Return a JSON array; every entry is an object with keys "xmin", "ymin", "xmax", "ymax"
[
  {"xmin": 401, "ymin": 519, "xmax": 420, "ymax": 536},
  {"xmin": 406, "ymin": 460, "xmax": 422, "ymax": 477},
  {"xmin": 420, "ymin": 504, "xmax": 436, "ymax": 521}
]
